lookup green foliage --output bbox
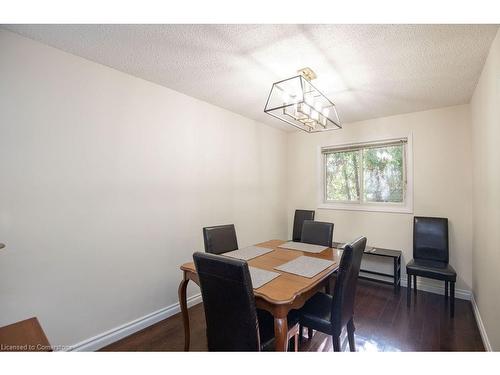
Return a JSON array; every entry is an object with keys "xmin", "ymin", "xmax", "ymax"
[
  {"xmin": 325, "ymin": 144, "xmax": 404, "ymax": 203},
  {"xmin": 325, "ymin": 150, "xmax": 360, "ymax": 201},
  {"xmin": 363, "ymin": 145, "xmax": 403, "ymax": 202}
]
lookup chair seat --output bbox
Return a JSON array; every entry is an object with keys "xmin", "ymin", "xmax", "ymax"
[
  {"xmin": 257, "ymin": 309, "xmax": 299, "ymax": 351},
  {"xmin": 406, "ymin": 259, "xmax": 457, "ymax": 281},
  {"xmin": 296, "ymin": 292, "xmax": 335, "ymax": 335}
]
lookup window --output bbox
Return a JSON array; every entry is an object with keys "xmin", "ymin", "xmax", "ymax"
[{"xmin": 320, "ymin": 138, "xmax": 412, "ymax": 213}]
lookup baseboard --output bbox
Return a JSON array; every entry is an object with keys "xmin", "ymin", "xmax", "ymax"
[
  {"xmin": 66, "ymin": 293, "xmax": 202, "ymax": 352},
  {"xmin": 399, "ymin": 276, "xmax": 471, "ymax": 300},
  {"xmin": 471, "ymin": 293, "xmax": 492, "ymax": 351}
]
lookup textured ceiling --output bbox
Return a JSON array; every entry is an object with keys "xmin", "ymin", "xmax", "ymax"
[{"xmin": 3, "ymin": 24, "xmax": 498, "ymax": 131}]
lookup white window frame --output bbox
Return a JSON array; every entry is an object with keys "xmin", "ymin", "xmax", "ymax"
[{"xmin": 317, "ymin": 134, "xmax": 413, "ymax": 214}]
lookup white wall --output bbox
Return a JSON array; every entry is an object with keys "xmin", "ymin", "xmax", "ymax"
[
  {"xmin": 0, "ymin": 30, "xmax": 288, "ymax": 347},
  {"xmin": 1, "ymin": 28, "xmax": 493, "ymax": 351},
  {"xmin": 470, "ymin": 29, "xmax": 500, "ymax": 351},
  {"xmin": 287, "ymin": 105, "xmax": 473, "ymax": 292}
]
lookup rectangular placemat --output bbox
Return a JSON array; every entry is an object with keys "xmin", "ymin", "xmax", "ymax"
[
  {"xmin": 274, "ymin": 256, "xmax": 335, "ymax": 278},
  {"xmin": 277, "ymin": 241, "xmax": 328, "ymax": 254},
  {"xmin": 249, "ymin": 267, "xmax": 280, "ymax": 289},
  {"xmin": 223, "ymin": 246, "xmax": 274, "ymax": 261}
]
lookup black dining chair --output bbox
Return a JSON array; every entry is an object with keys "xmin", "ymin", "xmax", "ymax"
[
  {"xmin": 295, "ymin": 236, "xmax": 366, "ymax": 351},
  {"xmin": 193, "ymin": 252, "xmax": 299, "ymax": 351},
  {"xmin": 292, "ymin": 209, "xmax": 315, "ymax": 242},
  {"xmin": 202, "ymin": 224, "xmax": 238, "ymax": 254},
  {"xmin": 406, "ymin": 216, "xmax": 457, "ymax": 317},
  {"xmin": 301, "ymin": 220, "xmax": 334, "ymax": 248}
]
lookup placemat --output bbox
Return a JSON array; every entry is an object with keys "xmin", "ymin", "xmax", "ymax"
[
  {"xmin": 223, "ymin": 246, "xmax": 274, "ymax": 261},
  {"xmin": 277, "ymin": 241, "xmax": 328, "ymax": 254},
  {"xmin": 249, "ymin": 267, "xmax": 280, "ymax": 289},
  {"xmin": 274, "ymin": 256, "xmax": 335, "ymax": 278}
]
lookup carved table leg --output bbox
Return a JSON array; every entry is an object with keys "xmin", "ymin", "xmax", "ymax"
[
  {"xmin": 178, "ymin": 277, "xmax": 190, "ymax": 351},
  {"xmin": 274, "ymin": 316, "xmax": 288, "ymax": 352}
]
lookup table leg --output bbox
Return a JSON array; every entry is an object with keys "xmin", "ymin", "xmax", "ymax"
[
  {"xmin": 398, "ymin": 256, "xmax": 401, "ymax": 290},
  {"xmin": 393, "ymin": 257, "xmax": 397, "ymax": 292},
  {"xmin": 450, "ymin": 281, "xmax": 455, "ymax": 318},
  {"xmin": 178, "ymin": 277, "xmax": 190, "ymax": 351},
  {"xmin": 274, "ymin": 316, "xmax": 288, "ymax": 352}
]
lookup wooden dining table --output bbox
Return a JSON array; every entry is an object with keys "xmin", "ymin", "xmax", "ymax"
[
  {"xmin": 178, "ymin": 239, "xmax": 342, "ymax": 351},
  {"xmin": 0, "ymin": 317, "xmax": 51, "ymax": 352}
]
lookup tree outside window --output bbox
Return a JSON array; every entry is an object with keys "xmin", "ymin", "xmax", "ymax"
[{"xmin": 324, "ymin": 141, "xmax": 406, "ymax": 204}]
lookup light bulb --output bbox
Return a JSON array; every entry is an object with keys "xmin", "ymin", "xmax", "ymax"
[{"xmin": 302, "ymin": 104, "xmax": 310, "ymax": 116}]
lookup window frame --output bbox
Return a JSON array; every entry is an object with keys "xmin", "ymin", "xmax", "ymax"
[{"xmin": 317, "ymin": 134, "xmax": 413, "ymax": 214}]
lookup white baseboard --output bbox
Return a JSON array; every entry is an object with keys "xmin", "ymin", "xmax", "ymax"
[
  {"xmin": 471, "ymin": 293, "xmax": 492, "ymax": 351},
  {"xmin": 66, "ymin": 293, "xmax": 202, "ymax": 352},
  {"xmin": 400, "ymin": 276, "xmax": 471, "ymax": 300}
]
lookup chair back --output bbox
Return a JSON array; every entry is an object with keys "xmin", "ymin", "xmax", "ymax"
[
  {"xmin": 292, "ymin": 209, "xmax": 315, "ymax": 241},
  {"xmin": 193, "ymin": 252, "xmax": 260, "ymax": 351},
  {"xmin": 202, "ymin": 224, "xmax": 238, "ymax": 254},
  {"xmin": 331, "ymin": 236, "xmax": 366, "ymax": 334},
  {"xmin": 301, "ymin": 220, "xmax": 334, "ymax": 248},
  {"xmin": 413, "ymin": 217, "xmax": 449, "ymax": 263}
]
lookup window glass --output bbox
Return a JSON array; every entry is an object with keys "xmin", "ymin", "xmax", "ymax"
[
  {"xmin": 324, "ymin": 141, "xmax": 406, "ymax": 205},
  {"xmin": 325, "ymin": 150, "xmax": 360, "ymax": 202},
  {"xmin": 363, "ymin": 145, "xmax": 404, "ymax": 203}
]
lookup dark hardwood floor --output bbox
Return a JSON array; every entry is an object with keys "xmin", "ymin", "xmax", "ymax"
[{"xmin": 101, "ymin": 279, "xmax": 484, "ymax": 351}]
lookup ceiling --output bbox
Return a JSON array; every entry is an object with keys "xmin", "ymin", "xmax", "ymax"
[{"xmin": 3, "ymin": 24, "xmax": 499, "ymax": 131}]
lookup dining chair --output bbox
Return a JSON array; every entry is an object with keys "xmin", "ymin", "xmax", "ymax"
[
  {"xmin": 193, "ymin": 252, "xmax": 299, "ymax": 351},
  {"xmin": 202, "ymin": 224, "xmax": 238, "ymax": 254},
  {"xmin": 301, "ymin": 220, "xmax": 334, "ymax": 248},
  {"xmin": 295, "ymin": 236, "xmax": 367, "ymax": 351},
  {"xmin": 292, "ymin": 209, "xmax": 315, "ymax": 242},
  {"xmin": 406, "ymin": 216, "xmax": 457, "ymax": 317}
]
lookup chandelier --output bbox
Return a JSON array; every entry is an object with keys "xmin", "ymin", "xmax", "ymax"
[{"xmin": 264, "ymin": 67, "xmax": 341, "ymax": 132}]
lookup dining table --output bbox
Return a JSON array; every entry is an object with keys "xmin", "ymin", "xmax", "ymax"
[{"xmin": 178, "ymin": 239, "xmax": 342, "ymax": 351}]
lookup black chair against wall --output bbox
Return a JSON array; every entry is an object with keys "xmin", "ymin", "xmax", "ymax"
[
  {"xmin": 202, "ymin": 224, "xmax": 238, "ymax": 254},
  {"xmin": 406, "ymin": 217, "xmax": 457, "ymax": 317},
  {"xmin": 193, "ymin": 252, "xmax": 299, "ymax": 351},
  {"xmin": 295, "ymin": 236, "xmax": 367, "ymax": 351},
  {"xmin": 292, "ymin": 210, "xmax": 315, "ymax": 242},
  {"xmin": 301, "ymin": 220, "xmax": 334, "ymax": 248}
]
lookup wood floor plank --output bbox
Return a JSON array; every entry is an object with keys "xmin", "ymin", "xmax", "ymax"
[{"xmin": 101, "ymin": 279, "xmax": 484, "ymax": 352}]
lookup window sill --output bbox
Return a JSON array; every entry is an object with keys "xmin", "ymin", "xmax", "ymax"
[{"xmin": 317, "ymin": 202, "xmax": 413, "ymax": 214}]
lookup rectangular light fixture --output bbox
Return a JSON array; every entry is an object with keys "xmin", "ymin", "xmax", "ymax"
[{"xmin": 264, "ymin": 72, "xmax": 341, "ymax": 133}]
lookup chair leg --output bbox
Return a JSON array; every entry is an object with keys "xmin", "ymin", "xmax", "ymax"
[
  {"xmin": 287, "ymin": 323, "xmax": 300, "ymax": 352},
  {"xmin": 347, "ymin": 318, "xmax": 356, "ymax": 352},
  {"xmin": 299, "ymin": 324, "xmax": 303, "ymax": 342},
  {"xmin": 332, "ymin": 335, "xmax": 341, "ymax": 352},
  {"xmin": 445, "ymin": 281, "xmax": 449, "ymax": 299},
  {"xmin": 407, "ymin": 273, "xmax": 412, "ymax": 307},
  {"xmin": 450, "ymin": 281, "xmax": 455, "ymax": 318},
  {"xmin": 413, "ymin": 275, "xmax": 417, "ymax": 294},
  {"xmin": 307, "ymin": 327, "xmax": 313, "ymax": 340},
  {"xmin": 324, "ymin": 276, "xmax": 332, "ymax": 294}
]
